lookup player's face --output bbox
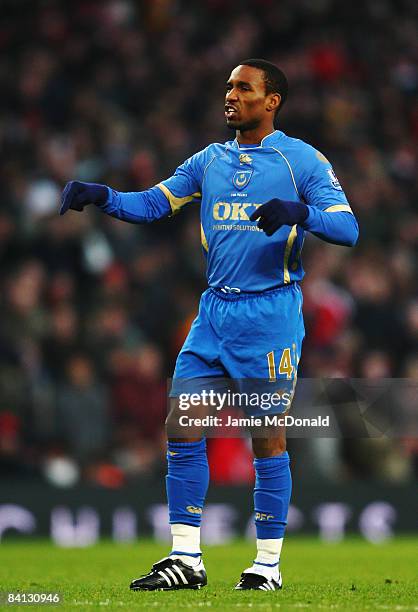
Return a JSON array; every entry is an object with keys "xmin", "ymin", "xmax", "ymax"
[{"xmin": 225, "ymin": 65, "xmax": 272, "ymax": 131}]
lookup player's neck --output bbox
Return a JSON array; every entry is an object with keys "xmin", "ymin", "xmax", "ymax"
[{"xmin": 236, "ymin": 125, "xmax": 276, "ymax": 146}]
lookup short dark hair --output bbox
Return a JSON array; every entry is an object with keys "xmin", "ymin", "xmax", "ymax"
[{"xmin": 239, "ymin": 58, "xmax": 288, "ymax": 115}]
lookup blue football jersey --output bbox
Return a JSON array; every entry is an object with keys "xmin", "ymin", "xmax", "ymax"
[{"xmin": 158, "ymin": 130, "xmax": 352, "ymax": 292}]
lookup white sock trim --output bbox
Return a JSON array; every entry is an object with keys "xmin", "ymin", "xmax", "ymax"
[
  {"xmin": 171, "ymin": 523, "xmax": 201, "ymax": 555},
  {"xmin": 245, "ymin": 563, "xmax": 281, "ymax": 582},
  {"xmin": 254, "ymin": 537, "xmax": 283, "ymax": 566}
]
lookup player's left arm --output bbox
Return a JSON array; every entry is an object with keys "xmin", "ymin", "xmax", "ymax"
[
  {"xmin": 251, "ymin": 147, "xmax": 358, "ymax": 247},
  {"xmin": 295, "ymin": 147, "xmax": 359, "ymax": 247}
]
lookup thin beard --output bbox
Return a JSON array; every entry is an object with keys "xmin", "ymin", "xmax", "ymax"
[{"xmin": 226, "ymin": 118, "xmax": 261, "ymax": 132}]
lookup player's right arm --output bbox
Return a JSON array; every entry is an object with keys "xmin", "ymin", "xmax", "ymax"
[{"xmin": 60, "ymin": 152, "xmax": 204, "ymax": 222}]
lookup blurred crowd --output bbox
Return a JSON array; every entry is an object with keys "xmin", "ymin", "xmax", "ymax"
[{"xmin": 0, "ymin": 0, "xmax": 416, "ymax": 488}]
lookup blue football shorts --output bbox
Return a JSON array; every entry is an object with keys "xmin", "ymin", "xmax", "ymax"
[{"xmin": 170, "ymin": 283, "xmax": 305, "ymax": 416}]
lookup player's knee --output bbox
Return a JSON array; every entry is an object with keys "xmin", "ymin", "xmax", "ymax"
[
  {"xmin": 165, "ymin": 407, "xmax": 203, "ymax": 442},
  {"xmin": 252, "ymin": 436, "xmax": 287, "ymax": 458}
]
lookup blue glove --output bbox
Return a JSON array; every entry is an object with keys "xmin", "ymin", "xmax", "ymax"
[
  {"xmin": 250, "ymin": 199, "xmax": 309, "ymax": 236},
  {"xmin": 60, "ymin": 181, "xmax": 109, "ymax": 215}
]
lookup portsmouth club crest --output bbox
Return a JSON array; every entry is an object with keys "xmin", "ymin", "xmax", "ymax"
[{"xmin": 232, "ymin": 169, "xmax": 253, "ymax": 190}]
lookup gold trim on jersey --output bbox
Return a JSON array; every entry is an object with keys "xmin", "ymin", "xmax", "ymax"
[
  {"xmin": 156, "ymin": 183, "xmax": 201, "ymax": 214},
  {"xmin": 201, "ymin": 224, "xmax": 208, "ymax": 252},
  {"xmin": 283, "ymin": 225, "xmax": 298, "ymax": 284},
  {"xmin": 323, "ymin": 204, "xmax": 353, "ymax": 213},
  {"xmin": 271, "ymin": 147, "xmax": 300, "ymax": 198},
  {"xmin": 316, "ymin": 151, "xmax": 329, "ymax": 163}
]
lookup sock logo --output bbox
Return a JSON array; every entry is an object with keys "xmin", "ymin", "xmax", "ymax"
[
  {"xmin": 168, "ymin": 451, "xmax": 178, "ymax": 456},
  {"xmin": 255, "ymin": 512, "xmax": 275, "ymax": 521},
  {"xmin": 186, "ymin": 505, "xmax": 203, "ymax": 515}
]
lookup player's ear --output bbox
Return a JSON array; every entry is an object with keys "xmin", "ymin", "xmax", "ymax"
[{"xmin": 266, "ymin": 93, "xmax": 281, "ymax": 114}]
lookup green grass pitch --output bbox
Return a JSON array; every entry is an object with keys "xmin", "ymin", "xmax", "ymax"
[{"xmin": 0, "ymin": 537, "xmax": 417, "ymax": 610}]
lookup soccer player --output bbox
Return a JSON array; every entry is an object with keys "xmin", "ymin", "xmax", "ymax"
[{"xmin": 60, "ymin": 59, "xmax": 358, "ymax": 591}]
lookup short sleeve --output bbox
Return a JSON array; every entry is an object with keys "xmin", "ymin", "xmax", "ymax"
[
  {"xmin": 297, "ymin": 146, "xmax": 352, "ymax": 213},
  {"xmin": 157, "ymin": 150, "xmax": 205, "ymax": 214}
]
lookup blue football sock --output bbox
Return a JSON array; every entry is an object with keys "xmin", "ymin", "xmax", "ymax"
[
  {"xmin": 253, "ymin": 451, "xmax": 292, "ymax": 539},
  {"xmin": 166, "ymin": 439, "xmax": 209, "ymax": 528}
]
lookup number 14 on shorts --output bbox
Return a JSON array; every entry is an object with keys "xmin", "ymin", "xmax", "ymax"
[{"xmin": 267, "ymin": 347, "xmax": 298, "ymax": 381}]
